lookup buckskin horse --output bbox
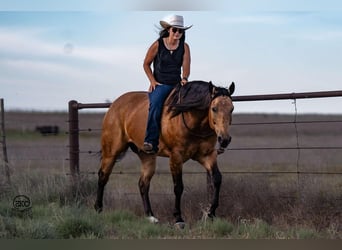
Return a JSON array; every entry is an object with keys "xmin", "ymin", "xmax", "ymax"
[{"xmin": 94, "ymin": 80, "xmax": 235, "ymax": 226}]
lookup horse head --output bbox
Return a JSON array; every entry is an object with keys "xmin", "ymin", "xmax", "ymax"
[
  {"xmin": 208, "ymin": 82, "xmax": 235, "ymax": 153},
  {"xmin": 165, "ymin": 80, "xmax": 235, "ymax": 153}
]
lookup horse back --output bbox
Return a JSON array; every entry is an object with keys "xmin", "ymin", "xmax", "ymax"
[{"xmin": 102, "ymin": 91, "xmax": 149, "ymax": 146}]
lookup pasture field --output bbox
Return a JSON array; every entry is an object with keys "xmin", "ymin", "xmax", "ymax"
[{"xmin": 0, "ymin": 111, "xmax": 341, "ymax": 239}]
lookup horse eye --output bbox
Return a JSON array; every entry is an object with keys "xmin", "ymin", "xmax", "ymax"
[{"xmin": 212, "ymin": 107, "xmax": 218, "ymax": 112}]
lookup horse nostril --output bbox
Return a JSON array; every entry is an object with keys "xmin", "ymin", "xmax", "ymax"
[{"xmin": 218, "ymin": 136, "xmax": 232, "ymax": 148}]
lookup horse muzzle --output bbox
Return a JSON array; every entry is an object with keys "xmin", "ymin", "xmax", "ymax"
[{"xmin": 218, "ymin": 135, "xmax": 232, "ymax": 149}]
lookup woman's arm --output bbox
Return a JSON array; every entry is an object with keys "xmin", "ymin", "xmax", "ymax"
[
  {"xmin": 181, "ymin": 42, "xmax": 191, "ymax": 85},
  {"xmin": 143, "ymin": 40, "xmax": 160, "ymax": 91}
]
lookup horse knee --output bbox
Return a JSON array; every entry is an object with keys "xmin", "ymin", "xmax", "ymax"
[{"xmin": 138, "ymin": 164, "xmax": 155, "ymax": 191}]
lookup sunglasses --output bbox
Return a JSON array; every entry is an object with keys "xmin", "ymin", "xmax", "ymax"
[{"xmin": 171, "ymin": 27, "xmax": 184, "ymax": 34}]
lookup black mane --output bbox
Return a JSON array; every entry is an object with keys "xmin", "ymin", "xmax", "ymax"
[{"xmin": 166, "ymin": 80, "xmax": 231, "ymax": 117}]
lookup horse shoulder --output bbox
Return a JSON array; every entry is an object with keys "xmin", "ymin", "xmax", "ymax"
[{"xmin": 160, "ymin": 116, "xmax": 216, "ymax": 159}]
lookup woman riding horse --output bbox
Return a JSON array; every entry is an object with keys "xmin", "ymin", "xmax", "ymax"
[
  {"xmin": 94, "ymin": 80, "xmax": 235, "ymax": 226},
  {"xmin": 143, "ymin": 14, "xmax": 192, "ymax": 154}
]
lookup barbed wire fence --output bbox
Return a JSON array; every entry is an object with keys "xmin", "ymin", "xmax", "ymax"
[
  {"xmin": 74, "ymin": 115, "xmax": 342, "ymax": 175},
  {"xmin": 2, "ymin": 90, "xmax": 342, "ymax": 199},
  {"xmin": 63, "ymin": 91, "xmax": 342, "ymax": 204},
  {"xmin": 67, "ymin": 90, "xmax": 342, "ymax": 178}
]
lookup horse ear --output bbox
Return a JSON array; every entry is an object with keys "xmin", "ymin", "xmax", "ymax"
[
  {"xmin": 228, "ymin": 82, "xmax": 235, "ymax": 95},
  {"xmin": 208, "ymin": 81, "xmax": 215, "ymax": 95}
]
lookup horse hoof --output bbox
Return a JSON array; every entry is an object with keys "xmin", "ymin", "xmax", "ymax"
[
  {"xmin": 147, "ymin": 216, "xmax": 159, "ymax": 224},
  {"xmin": 207, "ymin": 213, "xmax": 216, "ymax": 220},
  {"xmin": 94, "ymin": 204, "xmax": 103, "ymax": 213},
  {"xmin": 174, "ymin": 221, "xmax": 186, "ymax": 229}
]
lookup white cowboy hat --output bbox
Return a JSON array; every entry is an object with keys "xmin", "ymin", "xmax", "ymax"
[{"xmin": 160, "ymin": 14, "xmax": 193, "ymax": 30}]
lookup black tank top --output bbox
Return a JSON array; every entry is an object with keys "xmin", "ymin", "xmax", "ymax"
[{"xmin": 153, "ymin": 37, "xmax": 184, "ymax": 85}]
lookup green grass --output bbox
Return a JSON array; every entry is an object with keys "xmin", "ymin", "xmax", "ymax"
[
  {"xmin": 0, "ymin": 169, "xmax": 340, "ymax": 239},
  {"xmin": 2, "ymin": 204, "xmax": 336, "ymax": 239},
  {"xmin": 2, "ymin": 112, "xmax": 341, "ymax": 238}
]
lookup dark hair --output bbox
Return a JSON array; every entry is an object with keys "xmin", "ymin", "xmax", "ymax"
[{"xmin": 159, "ymin": 28, "xmax": 186, "ymax": 42}]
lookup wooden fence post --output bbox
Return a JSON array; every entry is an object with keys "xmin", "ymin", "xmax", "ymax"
[
  {"xmin": 0, "ymin": 98, "xmax": 10, "ymax": 185},
  {"xmin": 68, "ymin": 100, "xmax": 80, "ymax": 184}
]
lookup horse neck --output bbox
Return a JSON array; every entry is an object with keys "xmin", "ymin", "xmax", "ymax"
[{"xmin": 183, "ymin": 109, "xmax": 212, "ymax": 132}]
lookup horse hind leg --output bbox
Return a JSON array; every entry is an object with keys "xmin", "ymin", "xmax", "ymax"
[
  {"xmin": 94, "ymin": 155, "xmax": 116, "ymax": 213},
  {"xmin": 94, "ymin": 139, "xmax": 128, "ymax": 213}
]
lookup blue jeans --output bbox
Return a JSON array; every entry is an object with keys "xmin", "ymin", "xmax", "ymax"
[{"xmin": 144, "ymin": 84, "xmax": 175, "ymax": 151}]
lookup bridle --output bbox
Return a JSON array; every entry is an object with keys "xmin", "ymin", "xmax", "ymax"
[{"xmin": 178, "ymin": 84, "xmax": 232, "ymax": 153}]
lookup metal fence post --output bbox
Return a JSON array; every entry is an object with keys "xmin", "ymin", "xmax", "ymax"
[{"xmin": 68, "ymin": 100, "xmax": 80, "ymax": 183}]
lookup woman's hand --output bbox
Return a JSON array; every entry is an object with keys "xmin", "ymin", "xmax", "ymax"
[
  {"xmin": 149, "ymin": 80, "xmax": 161, "ymax": 92},
  {"xmin": 181, "ymin": 77, "xmax": 188, "ymax": 86}
]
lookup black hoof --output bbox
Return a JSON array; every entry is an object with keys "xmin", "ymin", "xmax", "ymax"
[
  {"xmin": 208, "ymin": 213, "xmax": 216, "ymax": 220},
  {"xmin": 174, "ymin": 221, "xmax": 186, "ymax": 229},
  {"xmin": 94, "ymin": 204, "xmax": 103, "ymax": 213}
]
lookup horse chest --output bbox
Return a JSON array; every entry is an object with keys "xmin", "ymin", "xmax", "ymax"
[{"xmin": 182, "ymin": 139, "xmax": 216, "ymax": 156}]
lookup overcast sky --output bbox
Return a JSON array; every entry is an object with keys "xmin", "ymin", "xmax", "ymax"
[{"xmin": 1, "ymin": 1, "xmax": 342, "ymax": 113}]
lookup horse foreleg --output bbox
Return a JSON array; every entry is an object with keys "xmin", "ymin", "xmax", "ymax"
[
  {"xmin": 207, "ymin": 164, "xmax": 222, "ymax": 218},
  {"xmin": 138, "ymin": 176, "xmax": 154, "ymax": 216},
  {"xmin": 172, "ymin": 171, "xmax": 184, "ymax": 224},
  {"xmin": 169, "ymin": 154, "xmax": 185, "ymax": 227},
  {"xmin": 138, "ymin": 155, "xmax": 158, "ymax": 223}
]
